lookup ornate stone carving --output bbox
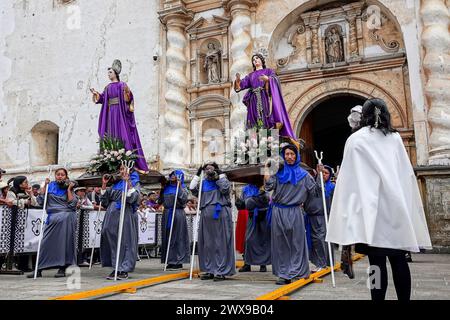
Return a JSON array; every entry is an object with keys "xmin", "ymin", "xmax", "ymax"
[
  {"xmin": 324, "ymin": 25, "xmax": 344, "ymax": 63},
  {"xmin": 204, "ymin": 42, "xmax": 221, "ymax": 84},
  {"xmin": 368, "ymin": 30, "xmax": 400, "ymax": 53},
  {"xmin": 421, "ymin": 0, "xmax": 450, "ymax": 165},
  {"xmin": 158, "ymin": 2, "xmax": 194, "ymax": 167},
  {"xmin": 276, "ymin": 20, "xmax": 305, "ymax": 68},
  {"xmin": 224, "ymin": 0, "xmax": 260, "ymax": 140},
  {"xmin": 347, "ymin": 16, "xmax": 359, "ymax": 57},
  {"xmin": 361, "ymin": 7, "xmax": 400, "ymax": 53}
]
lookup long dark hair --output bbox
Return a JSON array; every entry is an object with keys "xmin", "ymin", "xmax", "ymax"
[
  {"xmin": 360, "ymin": 98, "xmax": 397, "ymax": 135},
  {"xmin": 251, "ymin": 54, "xmax": 266, "ymax": 71},
  {"xmin": 10, "ymin": 176, "xmax": 27, "ymax": 196}
]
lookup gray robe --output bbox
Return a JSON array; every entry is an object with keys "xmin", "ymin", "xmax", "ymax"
[
  {"xmin": 191, "ymin": 176, "xmax": 235, "ymax": 277},
  {"xmin": 160, "ymin": 188, "xmax": 190, "ymax": 265},
  {"xmin": 37, "ymin": 192, "xmax": 78, "ymax": 269},
  {"xmin": 100, "ymin": 185, "xmax": 140, "ymax": 273},
  {"xmin": 244, "ymin": 192, "xmax": 271, "ymax": 266},
  {"xmin": 305, "ymin": 177, "xmax": 334, "ymax": 268},
  {"xmin": 265, "ymin": 173, "xmax": 323, "ymax": 280}
]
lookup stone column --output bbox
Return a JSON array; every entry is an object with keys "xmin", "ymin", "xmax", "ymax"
[
  {"xmin": 346, "ymin": 15, "xmax": 359, "ymax": 59},
  {"xmin": 301, "ymin": 11, "xmax": 321, "ymax": 68},
  {"xmin": 421, "ymin": 0, "xmax": 450, "ymax": 165},
  {"xmin": 311, "ymin": 24, "xmax": 320, "ymax": 64},
  {"xmin": 344, "ymin": 2, "xmax": 362, "ymax": 62},
  {"xmin": 158, "ymin": 2, "xmax": 193, "ymax": 167},
  {"xmin": 224, "ymin": 0, "xmax": 259, "ymax": 140}
]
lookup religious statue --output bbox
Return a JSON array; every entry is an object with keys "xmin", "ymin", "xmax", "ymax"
[
  {"xmin": 204, "ymin": 43, "xmax": 221, "ymax": 84},
  {"xmin": 325, "ymin": 27, "xmax": 344, "ymax": 63},
  {"xmin": 207, "ymin": 136, "xmax": 220, "ymax": 157},
  {"xmin": 233, "ymin": 53, "xmax": 298, "ymax": 146},
  {"xmin": 90, "ymin": 59, "xmax": 149, "ymax": 173}
]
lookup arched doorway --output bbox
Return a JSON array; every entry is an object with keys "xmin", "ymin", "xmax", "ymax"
[{"xmin": 299, "ymin": 94, "xmax": 366, "ymax": 169}]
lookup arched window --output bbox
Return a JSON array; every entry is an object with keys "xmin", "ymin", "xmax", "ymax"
[{"xmin": 30, "ymin": 121, "xmax": 59, "ymax": 166}]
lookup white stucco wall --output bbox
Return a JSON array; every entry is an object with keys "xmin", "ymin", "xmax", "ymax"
[{"xmin": 0, "ymin": 0, "xmax": 161, "ymax": 176}]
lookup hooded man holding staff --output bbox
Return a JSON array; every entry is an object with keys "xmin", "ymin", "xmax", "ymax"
[
  {"xmin": 189, "ymin": 162, "xmax": 235, "ymax": 282},
  {"xmin": 27, "ymin": 168, "xmax": 78, "ymax": 278},
  {"xmin": 100, "ymin": 164, "xmax": 140, "ymax": 280},
  {"xmin": 264, "ymin": 144, "xmax": 324, "ymax": 285},
  {"xmin": 236, "ymin": 184, "xmax": 271, "ymax": 273},
  {"xmin": 159, "ymin": 170, "xmax": 190, "ymax": 270}
]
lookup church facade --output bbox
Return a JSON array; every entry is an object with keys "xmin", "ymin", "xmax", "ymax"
[{"xmin": 0, "ymin": 0, "xmax": 449, "ymax": 250}]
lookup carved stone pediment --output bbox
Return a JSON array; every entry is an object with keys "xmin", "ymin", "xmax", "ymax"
[{"xmin": 270, "ymin": 0, "xmax": 404, "ymax": 72}]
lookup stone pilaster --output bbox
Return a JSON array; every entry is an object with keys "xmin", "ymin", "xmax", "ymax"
[
  {"xmin": 421, "ymin": 0, "xmax": 450, "ymax": 165},
  {"xmin": 158, "ymin": 1, "xmax": 193, "ymax": 167},
  {"xmin": 224, "ymin": 0, "xmax": 259, "ymax": 140}
]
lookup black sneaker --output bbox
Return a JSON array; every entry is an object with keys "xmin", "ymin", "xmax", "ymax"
[
  {"xmin": 167, "ymin": 264, "xmax": 182, "ymax": 270},
  {"xmin": 275, "ymin": 278, "xmax": 291, "ymax": 285},
  {"xmin": 238, "ymin": 264, "xmax": 251, "ymax": 272},
  {"xmin": 200, "ymin": 273, "xmax": 214, "ymax": 280},
  {"xmin": 54, "ymin": 268, "xmax": 66, "ymax": 278},
  {"xmin": 213, "ymin": 275, "xmax": 226, "ymax": 282},
  {"xmin": 106, "ymin": 271, "xmax": 119, "ymax": 280},
  {"xmin": 259, "ymin": 265, "xmax": 267, "ymax": 272},
  {"xmin": 27, "ymin": 270, "xmax": 42, "ymax": 278},
  {"xmin": 118, "ymin": 272, "xmax": 129, "ymax": 280}
]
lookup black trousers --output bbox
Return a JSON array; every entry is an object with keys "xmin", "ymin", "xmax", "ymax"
[{"xmin": 367, "ymin": 253, "xmax": 411, "ymax": 301}]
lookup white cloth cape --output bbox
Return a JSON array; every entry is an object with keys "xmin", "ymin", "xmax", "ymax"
[{"xmin": 325, "ymin": 126, "xmax": 432, "ymax": 252}]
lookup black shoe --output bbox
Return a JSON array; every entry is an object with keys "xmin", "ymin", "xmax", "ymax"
[
  {"xmin": 167, "ymin": 264, "xmax": 182, "ymax": 270},
  {"xmin": 27, "ymin": 270, "xmax": 42, "ymax": 278},
  {"xmin": 275, "ymin": 278, "xmax": 291, "ymax": 285},
  {"xmin": 54, "ymin": 268, "xmax": 66, "ymax": 278},
  {"xmin": 405, "ymin": 252, "xmax": 413, "ymax": 263},
  {"xmin": 200, "ymin": 273, "xmax": 214, "ymax": 280},
  {"xmin": 239, "ymin": 264, "xmax": 251, "ymax": 272},
  {"xmin": 259, "ymin": 265, "xmax": 267, "ymax": 272},
  {"xmin": 118, "ymin": 272, "xmax": 128, "ymax": 280},
  {"xmin": 106, "ymin": 271, "xmax": 120, "ymax": 280},
  {"xmin": 213, "ymin": 275, "xmax": 226, "ymax": 282}
]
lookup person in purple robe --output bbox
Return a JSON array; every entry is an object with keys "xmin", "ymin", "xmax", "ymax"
[
  {"xmin": 234, "ymin": 54, "xmax": 298, "ymax": 147},
  {"xmin": 90, "ymin": 59, "xmax": 149, "ymax": 173}
]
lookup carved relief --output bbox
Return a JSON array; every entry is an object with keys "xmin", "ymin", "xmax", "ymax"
[{"xmin": 361, "ymin": 7, "xmax": 400, "ymax": 53}]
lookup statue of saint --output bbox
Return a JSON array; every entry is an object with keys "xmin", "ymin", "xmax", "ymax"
[
  {"xmin": 204, "ymin": 43, "xmax": 221, "ymax": 84},
  {"xmin": 90, "ymin": 59, "xmax": 149, "ymax": 173},
  {"xmin": 326, "ymin": 27, "xmax": 344, "ymax": 63},
  {"xmin": 234, "ymin": 53, "xmax": 298, "ymax": 146}
]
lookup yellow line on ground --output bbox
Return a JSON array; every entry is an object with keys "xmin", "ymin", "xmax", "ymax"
[
  {"xmin": 52, "ymin": 261, "xmax": 246, "ymax": 301},
  {"xmin": 255, "ymin": 254, "xmax": 365, "ymax": 300},
  {"xmin": 51, "ymin": 271, "xmax": 197, "ymax": 300}
]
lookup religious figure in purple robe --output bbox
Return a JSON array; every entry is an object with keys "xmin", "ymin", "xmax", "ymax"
[
  {"xmin": 234, "ymin": 54, "xmax": 298, "ymax": 146},
  {"xmin": 90, "ymin": 59, "xmax": 149, "ymax": 173}
]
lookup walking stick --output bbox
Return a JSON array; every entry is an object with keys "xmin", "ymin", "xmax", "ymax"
[
  {"xmin": 314, "ymin": 151, "xmax": 336, "ymax": 288},
  {"xmin": 89, "ymin": 203, "xmax": 102, "ymax": 270},
  {"xmin": 33, "ymin": 165, "xmax": 52, "ymax": 279},
  {"xmin": 163, "ymin": 174, "xmax": 181, "ymax": 271},
  {"xmin": 114, "ymin": 160, "xmax": 135, "ymax": 281},
  {"xmin": 231, "ymin": 182, "xmax": 237, "ymax": 265},
  {"xmin": 189, "ymin": 169, "xmax": 204, "ymax": 280}
]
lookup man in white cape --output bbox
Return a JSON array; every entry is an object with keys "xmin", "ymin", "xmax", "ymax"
[{"xmin": 326, "ymin": 98, "xmax": 432, "ymax": 301}]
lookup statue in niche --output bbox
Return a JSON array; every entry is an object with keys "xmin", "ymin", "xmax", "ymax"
[
  {"xmin": 207, "ymin": 136, "xmax": 220, "ymax": 157},
  {"xmin": 325, "ymin": 27, "xmax": 344, "ymax": 63},
  {"xmin": 203, "ymin": 43, "xmax": 221, "ymax": 84}
]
